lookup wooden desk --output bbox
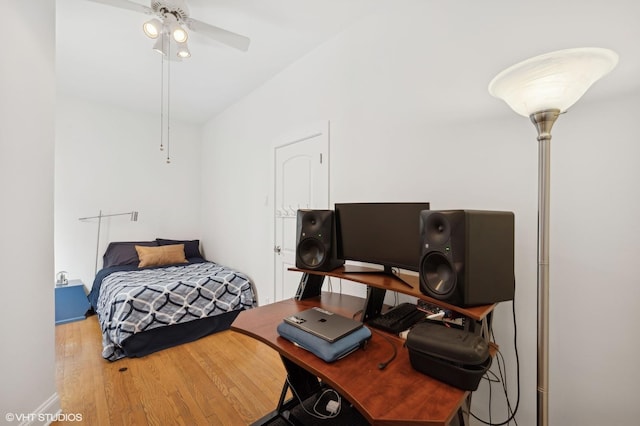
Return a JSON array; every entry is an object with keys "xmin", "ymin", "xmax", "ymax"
[{"xmin": 232, "ymin": 292, "xmax": 470, "ymax": 426}]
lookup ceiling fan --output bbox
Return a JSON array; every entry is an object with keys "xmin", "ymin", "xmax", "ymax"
[{"xmin": 85, "ymin": 0, "xmax": 251, "ymax": 58}]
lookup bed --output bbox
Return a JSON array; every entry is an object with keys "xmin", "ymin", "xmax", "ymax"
[{"xmin": 87, "ymin": 238, "xmax": 256, "ymax": 361}]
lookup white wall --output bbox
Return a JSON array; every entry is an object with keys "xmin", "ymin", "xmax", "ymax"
[
  {"xmin": 200, "ymin": 4, "xmax": 640, "ymax": 426},
  {"xmin": 0, "ymin": 1, "xmax": 59, "ymax": 423},
  {"xmin": 55, "ymin": 97, "xmax": 203, "ymax": 287}
]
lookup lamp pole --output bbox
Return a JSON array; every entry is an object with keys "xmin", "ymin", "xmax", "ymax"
[
  {"xmin": 530, "ymin": 109, "xmax": 560, "ymax": 426},
  {"xmin": 94, "ymin": 209, "xmax": 103, "ymax": 277},
  {"xmin": 78, "ymin": 210, "xmax": 139, "ymax": 275}
]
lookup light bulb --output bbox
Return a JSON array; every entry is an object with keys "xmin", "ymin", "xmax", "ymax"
[
  {"xmin": 142, "ymin": 19, "xmax": 162, "ymax": 39},
  {"xmin": 176, "ymin": 42, "xmax": 191, "ymax": 59},
  {"xmin": 162, "ymin": 14, "xmax": 188, "ymax": 43},
  {"xmin": 172, "ymin": 26, "xmax": 188, "ymax": 43}
]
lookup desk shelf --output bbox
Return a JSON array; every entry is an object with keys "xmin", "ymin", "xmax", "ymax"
[{"xmin": 290, "ymin": 265, "xmax": 495, "ymax": 322}]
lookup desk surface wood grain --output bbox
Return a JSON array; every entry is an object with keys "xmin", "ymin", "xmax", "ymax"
[{"xmin": 232, "ymin": 292, "xmax": 469, "ymax": 426}]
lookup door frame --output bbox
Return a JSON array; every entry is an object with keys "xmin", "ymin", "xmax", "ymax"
[{"xmin": 270, "ymin": 120, "xmax": 331, "ymax": 304}]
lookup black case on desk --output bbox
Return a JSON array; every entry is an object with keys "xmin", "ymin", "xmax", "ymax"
[{"xmin": 406, "ymin": 322, "xmax": 491, "ymax": 391}]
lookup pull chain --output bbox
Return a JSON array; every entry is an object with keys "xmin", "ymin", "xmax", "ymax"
[
  {"xmin": 166, "ymin": 39, "xmax": 171, "ymax": 164},
  {"xmin": 159, "ymin": 44, "xmax": 164, "ymax": 152},
  {"xmin": 167, "ymin": 39, "xmax": 171, "ymax": 164}
]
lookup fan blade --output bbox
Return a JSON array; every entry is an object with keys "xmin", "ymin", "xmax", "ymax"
[
  {"xmin": 84, "ymin": 0, "xmax": 152, "ymax": 15},
  {"xmin": 185, "ymin": 18, "xmax": 250, "ymax": 52}
]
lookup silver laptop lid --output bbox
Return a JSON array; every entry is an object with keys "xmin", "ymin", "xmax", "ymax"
[{"xmin": 284, "ymin": 307, "xmax": 363, "ymax": 343}]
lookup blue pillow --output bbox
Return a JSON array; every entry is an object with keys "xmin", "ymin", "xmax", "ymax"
[
  {"xmin": 156, "ymin": 238, "xmax": 202, "ymax": 259},
  {"xmin": 102, "ymin": 241, "xmax": 158, "ymax": 268}
]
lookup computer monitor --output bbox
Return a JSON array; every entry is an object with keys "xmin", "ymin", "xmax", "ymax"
[{"xmin": 334, "ymin": 202, "xmax": 430, "ymax": 286}]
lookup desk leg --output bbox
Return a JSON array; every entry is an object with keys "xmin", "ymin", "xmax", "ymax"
[
  {"xmin": 251, "ymin": 356, "xmax": 322, "ymax": 426},
  {"xmin": 464, "ymin": 311, "xmax": 493, "ymax": 339},
  {"xmin": 456, "ymin": 394, "xmax": 472, "ymax": 426},
  {"xmin": 362, "ymin": 286, "xmax": 386, "ymax": 322},
  {"xmin": 294, "ymin": 273, "xmax": 325, "ymax": 300},
  {"xmin": 280, "ymin": 356, "xmax": 322, "ymax": 400},
  {"xmin": 251, "ymin": 380, "xmax": 293, "ymax": 426},
  {"xmin": 252, "ymin": 357, "xmax": 321, "ymax": 426},
  {"xmin": 278, "ymin": 357, "xmax": 322, "ymax": 425}
]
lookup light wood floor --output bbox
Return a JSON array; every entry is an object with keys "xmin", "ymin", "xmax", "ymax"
[{"xmin": 53, "ymin": 315, "xmax": 287, "ymax": 425}]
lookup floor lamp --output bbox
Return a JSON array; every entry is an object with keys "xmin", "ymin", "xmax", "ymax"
[
  {"xmin": 79, "ymin": 210, "xmax": 139, "ymax": 275},
  {"xmin": 487, "ymin": 48, "xmax": 618, "ymax": 426}
]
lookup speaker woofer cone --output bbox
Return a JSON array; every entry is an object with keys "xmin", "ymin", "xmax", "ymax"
[
  {"xmin": 420, "ymin": 251, "xmax": 456, "ymax": 299},
  {"xmin": 298, "ymin": 238, "xmax": 327, "ymax": 269}
]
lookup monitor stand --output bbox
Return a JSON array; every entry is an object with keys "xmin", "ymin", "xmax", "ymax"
[{"xmin": 342, "ymin": 265, "xmax": 414, "ymax": 289}]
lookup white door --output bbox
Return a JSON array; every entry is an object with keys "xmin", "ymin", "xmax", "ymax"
[{"xmin": 274, "ymin": 122, "xmax": 330, "ymax": 302}]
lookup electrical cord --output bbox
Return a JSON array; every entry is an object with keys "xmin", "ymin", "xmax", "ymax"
[
  {"xmin": 286, "ymin": 377, "xmax": 341, "ymax": 420},
  {"xmin": 468, "ymin": 284, "xmax": 520, "ymax": 425},
  {"xmin": 352, "ymin": 309, "xmax": 398, "ymax": 370},
  {"xmin": 493, "ymin": 344, "xmax": 518, "ymax": 425},
  {"xmin": 371, "ymin": 328, "xmax": 397, "ymax": 370}
]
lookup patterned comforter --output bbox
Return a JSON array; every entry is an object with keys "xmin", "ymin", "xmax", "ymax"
[{"xmin": 94, "ymin": 261, "xmax": 255, "ymax": 361}]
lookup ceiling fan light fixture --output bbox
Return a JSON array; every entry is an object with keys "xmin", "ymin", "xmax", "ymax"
[
  {"xmin": 176, "ymin": 41, "xmax": 191, "ymax": 59},
  {"xmin": 171, "ymin": 25, "xmax": 188, "ymax": 43},
  {"xmin": 142, "ymin": 18, "xmax": 162, "ymax": 39},
  {"xmin": 152, "ymin": 34, "xmax": 168, "ymax": 56},
  {"xmin": 163, "ymin": 13, "xmax": 188, "ymax": 43}
]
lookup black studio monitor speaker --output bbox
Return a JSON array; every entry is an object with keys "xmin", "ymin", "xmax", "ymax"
[
  {"xmin": 296, "ymin": 209, "xmax": 344, "ymax": 272},
  {"xmin": 419, "ymin": 210, "xmax": 515, "ymax": 307}
]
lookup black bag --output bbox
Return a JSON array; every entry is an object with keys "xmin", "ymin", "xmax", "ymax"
[{"xmin": 406, "ymin": 322, "xmax": 491, "ymax": 391}]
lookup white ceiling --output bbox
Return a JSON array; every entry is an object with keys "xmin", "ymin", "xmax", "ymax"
[
  {"xmin": 57, "ymin": 0, "xmax": 640, "ymax": 125},
  {"xmin": 56, "ymin": 0, "xmax": 392, "ymax": 124}
]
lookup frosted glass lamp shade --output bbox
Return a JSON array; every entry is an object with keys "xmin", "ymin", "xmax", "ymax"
[{"xmin": 488, "ymin": 48, "xmax": 618, "ymax": 117}]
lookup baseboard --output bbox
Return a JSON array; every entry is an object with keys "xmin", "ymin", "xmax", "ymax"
[{"xmin": 17, "ymin": 392, "xmax": 61, "ymax": 426}]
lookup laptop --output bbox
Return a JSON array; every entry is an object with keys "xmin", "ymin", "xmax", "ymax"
[{"xmin": 284, "ymin": 307, "xmax": 363, "ymax": 343}]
